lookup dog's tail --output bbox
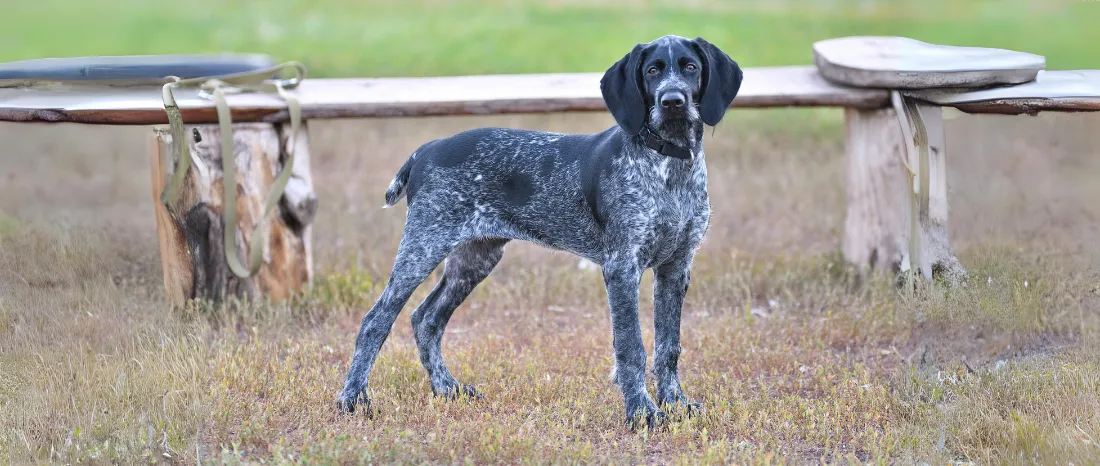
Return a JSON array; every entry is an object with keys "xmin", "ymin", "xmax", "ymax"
[{"xmin": 383, "ymin": 152, "xmax": 416, "ymax": 208}]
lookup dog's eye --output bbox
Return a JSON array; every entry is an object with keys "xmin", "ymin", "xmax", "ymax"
[
  {"xmin": 647, "ymin": 67, "xmax": 659, "ymax": 76},
  {"xmin": 685, "ymin": 63, "xmax": 697, "ymax": 72}
]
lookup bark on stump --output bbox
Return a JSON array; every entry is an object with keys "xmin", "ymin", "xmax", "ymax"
[
  {"xmin": 842, "ymin": 105, "xmax": 965, "ymax": 284},
  {"xmin": 149, "ymin": 122, "xmax": 316, "ymax": 306}
]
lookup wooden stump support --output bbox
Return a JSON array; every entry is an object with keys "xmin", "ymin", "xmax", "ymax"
[
  {"xmin": 842, "ymin": 106, "xmax": 906, "ymax": 274},
  {"xmin": 842, "ymin": 102, "xmax": 965, "ymax": 283},
  {"xmin": 149, "ymin": 122, "xmax": 316, "ymax": 306}
]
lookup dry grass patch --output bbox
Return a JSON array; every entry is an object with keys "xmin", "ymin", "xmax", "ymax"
[
  {"xmin": 893, "ymin": 347, "xmax": 1100, "ymax": 464},
  {"xmin": 889, "ymin": 247, "xmax": 1100, "ymax": 464},
  {"xmin": 3, "ymin": 110, "xmax": 1100, "ymax": 463},
  {"xmin": 0, "ymin": 217, "xmax": 206, "ymax": 464},
  {"xmin": 197, "ymin": 253, "xmax": 906, "ymax": 464}
]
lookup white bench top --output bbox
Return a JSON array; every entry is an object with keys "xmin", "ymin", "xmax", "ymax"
[
  {"xmin": 814, "ymin": 36, "xmax": 1045, "ymax": 89},
  {"xmin": 1, "ymin": 64, "xmax": 1097, "ymax": 125},
  {"xmin": 0, "ymin": 66, "xmax": 885, "ymax": 125}
]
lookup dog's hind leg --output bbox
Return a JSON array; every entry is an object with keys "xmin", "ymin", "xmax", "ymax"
[
  {"xmin": 411, "ymin": 238, "xmax": 508, "ymax": 399},
  {"xmin": 337, "ymin": 228, "xmax": 458, "ymax": 415}
]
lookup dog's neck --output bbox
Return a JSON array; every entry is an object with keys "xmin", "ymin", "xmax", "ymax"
[{"xmin": 638, "ymin": 119, "xmax": 702, "ymax": 161}]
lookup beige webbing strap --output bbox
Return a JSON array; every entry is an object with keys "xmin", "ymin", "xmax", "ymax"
[
  {"xmin": 160, "ymin": 62, "xmax": 306, "ymax": 278},
  {"xmin": 891, "ymin": 90, "xmax": 933, "ymax": 282}
]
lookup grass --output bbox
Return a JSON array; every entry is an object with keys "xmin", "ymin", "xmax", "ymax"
[
  {"xmin": 2, "ymin": 0, "xmax": 1100, "ymax": 463},
  {"xmin": 1, "ymin": 0, "xmax": 1099, "ymax": 77},
  {"xmin": 4, "ymin": 107, "xmax": 1100, "ymax": 464}
]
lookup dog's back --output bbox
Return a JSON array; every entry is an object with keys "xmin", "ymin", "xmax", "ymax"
[{"xmin": 383, "ymin": 126, "xmax": 627, "ymax": 259}]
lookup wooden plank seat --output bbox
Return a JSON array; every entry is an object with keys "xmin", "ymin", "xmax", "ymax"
[
  {"xmin": 0, "ymin": 66, "xmax": 889, "ymax": 125},
  {"xmin": 0, "ymin": 36, "xmax": 1097, "ymax": 303},
  {"xmin": 907, "ymin": 70, "xmax": 1100, "ymax": 115}
]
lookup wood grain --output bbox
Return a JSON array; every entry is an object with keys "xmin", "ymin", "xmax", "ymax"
[
  {"xmin": 906, "ymin": 70, "xmax": 1100, "ymax": 115},
  {"xmin": 4, "ymin": 65, "xmax": 1094, "ymax": 125},
  {"xmin": 0, "ymin": 66, "xmax": 891, "ymax": 125},
  {"xmin": 841, "ymin": 103, "xmax": 965, "ymax": 283},
  {"xmin": 841, "ymin": 107, "xmax": 906, "ymax": 276},
  {"xmin": 904, "ymin": 102, "xmax": 964, "ymax": 282}
]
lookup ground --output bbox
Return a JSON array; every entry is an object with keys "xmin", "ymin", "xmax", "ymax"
[{"xmin": 2, "ymin": 1, "xmax": 1100, "ymax": 464}]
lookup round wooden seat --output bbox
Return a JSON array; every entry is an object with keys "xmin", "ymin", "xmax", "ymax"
[{"xmin": 813, "ymin": 36, "xmax": 1045, "ymax": 89}]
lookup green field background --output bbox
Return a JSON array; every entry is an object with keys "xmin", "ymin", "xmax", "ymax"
[{"xmin": 2, "ymin": 0, "xmax": 1097, "ymax": 77}]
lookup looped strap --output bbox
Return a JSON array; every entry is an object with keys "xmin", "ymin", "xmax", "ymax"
[{"xmin": 159, "ymin": 62, "xmax": 306, "ymax": 279}]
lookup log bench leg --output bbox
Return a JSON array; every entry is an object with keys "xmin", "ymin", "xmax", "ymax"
[
  {"xmin": 842, "ymin": 107, "xmax": 907, "ymax": 275},
  {"xmin": 842, "ymin": 104, "xmax": 965, "ymax": 284},
  {"xmin": 904, "ymin": 101, "xmax": 965, "ymax": 284},
  {"xmin": 149, "ymin": 122, "xmax": 316, "ymax": 306}
]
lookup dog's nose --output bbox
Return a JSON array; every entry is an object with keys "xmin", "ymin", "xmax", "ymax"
[{"xmin": 660, "ymin": 91, "xmax": 686, "ymax": 109}]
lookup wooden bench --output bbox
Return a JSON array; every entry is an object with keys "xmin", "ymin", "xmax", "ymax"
[
  {"xmin": 2, "ymin": 37, "xmax": 1097, "ymax": 304},
  {"xmin": 815, "ymin": 36, "xmax": 1099, "ymax": 283}
]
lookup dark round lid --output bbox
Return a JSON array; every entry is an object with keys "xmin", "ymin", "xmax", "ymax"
[{"xmin": 0, "ymin": 54, "xmax": 278, "ymax": 81}]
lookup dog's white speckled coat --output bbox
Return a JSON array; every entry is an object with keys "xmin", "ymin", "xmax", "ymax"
[{"xmin": 338, "ymin": 35, "xmax": 743, "ymax": 430}]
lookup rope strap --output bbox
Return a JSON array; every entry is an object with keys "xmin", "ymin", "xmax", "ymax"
[{"xmin": 160, "ymin": 62, "xmax": 306, "ymax": 279}]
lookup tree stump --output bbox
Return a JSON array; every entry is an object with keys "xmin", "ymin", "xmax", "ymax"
[
  {"xmin": 149, "ymin": 122, "xmax": 316, "ymax": 306},
  {"xmin": 842, "ymin": 104, "xmax": 965, "ymax": 283}
]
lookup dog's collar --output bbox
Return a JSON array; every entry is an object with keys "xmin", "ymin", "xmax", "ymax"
[{"xmin": 638, "ymin": 126, "xmax": 694, "ymax": 161}]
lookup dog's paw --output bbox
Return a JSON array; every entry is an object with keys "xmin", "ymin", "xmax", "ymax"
[
  {"xmin": 433, "ymin": 382, "xmax": 483, "ymax": 401},
  {"xmin": 659, "ymin": 394, "xmax": 704, "ymax": 417},
  {"xmin": 624, "ymin": 397, "xmax": 667, "ymax": 431},
  {"xmin": 336, "ymin": 389, "xmax": 373, "ymax": 417}
]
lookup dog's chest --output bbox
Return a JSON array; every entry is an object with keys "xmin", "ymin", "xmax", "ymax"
[{"xmin": 628, "ymin": 158, "xmax": 706, "ymax": 264}]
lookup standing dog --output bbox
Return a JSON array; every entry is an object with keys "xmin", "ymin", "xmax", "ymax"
[{"xmin": 337, "ymin": 35, "xmax": 742, "ymax": 428}]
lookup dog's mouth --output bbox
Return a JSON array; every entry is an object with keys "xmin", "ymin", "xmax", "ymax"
[{"xmin": 648, "ymin": 103, "xmax": 700, "ymax": 145}]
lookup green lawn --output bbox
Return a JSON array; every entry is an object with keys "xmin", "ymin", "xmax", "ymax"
[{"xmin": 1, "ymin": 0, "xmax": 1098, "ymax": 78}]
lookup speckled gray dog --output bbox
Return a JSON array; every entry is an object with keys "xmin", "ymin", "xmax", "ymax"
[{"xmin": 337, "ymin": 35, "xmax": 742, "ymax": 429}]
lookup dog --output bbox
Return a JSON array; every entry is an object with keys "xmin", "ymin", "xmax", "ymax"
[{"xmin": 337, "ymin": 35, "xmax": 742, "ymax": 429}]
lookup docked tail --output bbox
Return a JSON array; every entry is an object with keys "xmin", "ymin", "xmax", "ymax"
[{"xmin": 383, "ymin": 154, "xmax": 415, "ymax": 208}]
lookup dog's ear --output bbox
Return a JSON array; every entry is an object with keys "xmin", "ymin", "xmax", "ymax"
[
  {"xmin": 600, "ymin": 44, "xmax": 647, "ymax": 135},
  {"xmin": 693, "ymin": 37, "xmax": 743, "ymax": 127}
]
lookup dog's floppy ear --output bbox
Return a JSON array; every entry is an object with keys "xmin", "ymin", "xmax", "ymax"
[
  {"xmin": 600, "ymin": 44, "xmax": 647, "ymax": 135},
  {"xmin": 693, "ymin": 37, "xmax": 743, "ymax": 127}
]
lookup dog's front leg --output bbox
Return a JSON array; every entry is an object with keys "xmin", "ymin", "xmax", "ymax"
[
  {"xmin": 603, "ymin": 255, "xmax": 665, "ymax": 429},
  {"xmin": 653, "ymin": 256, "xmax": 703, "ymax": 415}
]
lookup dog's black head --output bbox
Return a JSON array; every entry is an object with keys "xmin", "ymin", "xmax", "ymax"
[{"xmin": 600, "ymin": 36, "xmax": 743, "ymax": 139}]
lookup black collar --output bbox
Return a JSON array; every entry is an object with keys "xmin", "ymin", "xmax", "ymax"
[{"xmin": 639, "ymin": 126, "xmax": 694, "ymax": 161}]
